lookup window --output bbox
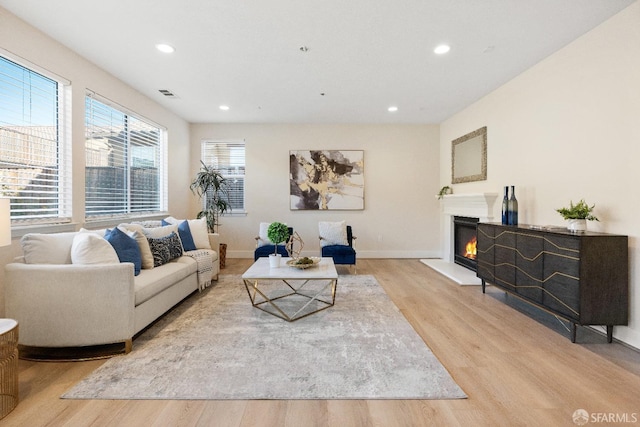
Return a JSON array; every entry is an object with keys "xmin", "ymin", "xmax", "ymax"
[
  {"xmin": 201, "ymin": 140, "xmax": 245, "ymax": 213},
  {"xmin": 85, "ymin": 93, "xmax": 166, "ymax": 219},
  {"xmin": 0, "ymin": 55, "xmax": 71, "ymax": 224}
]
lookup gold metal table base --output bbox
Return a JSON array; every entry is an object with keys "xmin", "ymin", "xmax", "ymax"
[{"xmin": 243, "ymin": 278, "xmax": 337, "ymax": 321}]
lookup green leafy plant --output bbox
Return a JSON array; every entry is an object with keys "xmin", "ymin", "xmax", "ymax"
[
  {"xmin": 556, "ymin": 199, "xmax": 599, "ymax": 221},
  {"xmin": 437, "ymin": 186, "xmax": 452, "ymax": 199},
  {"xmin": 267, "ymin": 222, "xmax": 289, "ymax": 255},
  {"xmin": 190, "ymin": 161, "xmax": 231, "ymax": 233}
]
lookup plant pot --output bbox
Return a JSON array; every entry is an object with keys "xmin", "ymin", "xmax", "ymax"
[
  {"xmin": 567, "ymin": 219, "xmax": 587, "ymax": 232},
  {"xmin": 219, "ymin": 243, "xmax": 227, "ymax": 269},
  {"xmin": 269, "ymin": 253, "xmax": 281, "ymax": 268}
]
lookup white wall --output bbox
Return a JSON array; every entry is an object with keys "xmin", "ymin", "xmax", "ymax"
[
  {"xmin": 440, "ymin": 3, "xmax": 640, "ymax": 348},
  {"xmin": 0, "ymin": 8, "xmax": 191, "ymax": 314},
  {"xmin": 190, "ymin": 124, "xmax": 441, "ymax": 259}
]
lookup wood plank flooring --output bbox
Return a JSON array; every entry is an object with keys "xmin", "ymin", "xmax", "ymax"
[{"xmin": 3, "ymin": 258, "xmax": 639, "ymax": 426}]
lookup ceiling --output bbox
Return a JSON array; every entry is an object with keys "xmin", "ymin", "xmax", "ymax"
[{"xmin": 0, "ymin": 0, "xmax": 634, "ymax": 124}]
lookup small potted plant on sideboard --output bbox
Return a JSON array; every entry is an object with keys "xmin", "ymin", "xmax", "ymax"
[{"xmin": 556, "ymin": 199, "xmax": 599, "ymax": 232}]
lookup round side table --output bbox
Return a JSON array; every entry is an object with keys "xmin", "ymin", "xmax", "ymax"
[{"xmin": 0, "ymin": 319, "xmax": 18, "ymax": 419}]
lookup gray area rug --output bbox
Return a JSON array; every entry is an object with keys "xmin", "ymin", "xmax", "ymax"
[{"xmin": 62, "ymin": 274, "xmax": 466, "ymax": 400}]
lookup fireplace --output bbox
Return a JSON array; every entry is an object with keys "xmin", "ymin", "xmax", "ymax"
[{"xmin": 453, "ymin": 216, "xmax": 479, "ymax": 272}]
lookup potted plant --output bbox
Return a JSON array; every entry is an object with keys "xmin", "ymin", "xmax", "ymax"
[
  {"xmin": 190, "ymin": 161, "xmax": 231, "ymax": 266},
  {"xmin": 267, "ymin": 222, "xmax": 289, "ymax": 267},
  {"xmin": 437, "ymin": 186, "xmax": 452, "ymax": 199},
  {"xmin": 556, "ymin": 199, "xmax": 599, "ymax": 232}
]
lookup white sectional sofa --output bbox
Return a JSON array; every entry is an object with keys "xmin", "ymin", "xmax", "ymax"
[{"xmin": 4, "ymin": 219, "xmax": 219, "ymax": 356}]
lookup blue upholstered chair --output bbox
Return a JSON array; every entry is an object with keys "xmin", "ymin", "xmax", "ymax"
[
  {"xmin": 319, "ymin": 221, "xmax": 357, "ymax": 273},
  {"xmin": 254, "ymin": 223, "xmax": 294, "ymax": 261}
]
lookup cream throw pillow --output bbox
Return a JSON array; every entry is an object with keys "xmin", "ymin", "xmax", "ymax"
[
  {"xmin": 118, "ymin": 223, "xmax": 155, "ymax": 269},
  {"xmin": 319, "ymin": 221, "xmax": 348, "ymax": 247},
  {"xmin": 70, "ymin": 233, "xmax": 119, "ymax": 265},
  {"xmin": 164, "ymin": 217, "xmax": 211, "ymax": 249}
]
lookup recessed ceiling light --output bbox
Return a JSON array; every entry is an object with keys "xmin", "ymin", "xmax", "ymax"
[
  {"xmin": 434, "ymin": 44, "xmax": 450, "ymax": 55},
  {"xmin": 155, "ymin": 44, "xmax": 175, "ymax": 53},
  {"xmin": 388, "ymin": 106, "xmax": 398, "ymax": 112},
  {"xmin": 219, "ymin": 105, "xmax": 230, "ymax": 111}
]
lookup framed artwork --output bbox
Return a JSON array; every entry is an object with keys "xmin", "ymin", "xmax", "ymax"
[{"xmin": 289, "ymin": 150, "xmax": 364, "ymax": 210}]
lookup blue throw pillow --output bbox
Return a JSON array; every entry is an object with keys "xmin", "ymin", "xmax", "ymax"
[
  {"xmin": 161, "ymin": 219, "xmax": 196, "ymax": 251},
  {"xmin": 105, "ymin": 227, "xmax": 142, "ymax": 276}
]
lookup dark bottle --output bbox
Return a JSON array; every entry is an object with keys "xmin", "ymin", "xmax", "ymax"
[
  {"xmin": 501, "ymin": 186, "xmax": 509, "ymax": 225},
  {"xmin": 508, "ymin": 185, "xmax": 518, "ymax": 225}
]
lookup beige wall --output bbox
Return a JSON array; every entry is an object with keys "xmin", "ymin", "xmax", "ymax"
[
  {"xmin": 0, "ymin": 8, "xmax": 191, "ymax": 314},
  {"xmin": 440, "ymin": 3, "xmax": 640, "ymax": 348},
  {"xmin": 190, "ymin": 124, "xmax": 441, "ymax": 259}
]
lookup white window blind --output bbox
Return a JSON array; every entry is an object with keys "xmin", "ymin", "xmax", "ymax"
[
  {"xmin": 85, "ymin": 93, "xmax": 166, "ymax": 219},
  {"xmin": 0, "ymin": 55, "xmax": 71, "ymax": 223},
  {"xmin": 201, "ymin": 140, "xmax": 245, "ymax": 213}
]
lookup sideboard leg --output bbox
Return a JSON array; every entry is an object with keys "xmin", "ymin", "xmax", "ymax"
[
  {"xmin": 607, "ymin": 326, "xmax": 613, "ymax": 343},
  {"xmin": 571, "ymin": 323, "xmax": 577, "ymax": 343},
  {"xmin": 481, "ymin": 279, "xmax": 486, "ymax": 293}
]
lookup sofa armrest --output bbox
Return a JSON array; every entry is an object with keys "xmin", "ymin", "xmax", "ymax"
[{"xmin": 4, "ymin": 262, "xmax": 135, "ymax": 348}]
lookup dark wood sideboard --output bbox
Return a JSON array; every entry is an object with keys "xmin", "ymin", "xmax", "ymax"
[{"xmin": 476, "ymin": 223, "xmax": 628, "ymax": 343}]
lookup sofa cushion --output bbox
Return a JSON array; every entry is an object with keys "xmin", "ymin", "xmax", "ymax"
[
  {"xmin": 147, "ymin": 232, "xmax": 183, "ymax": 267},
  {"xmin": 70, "ymin": 233, "xmax": 120, "ymax": 265},
  {"xmin": 134, "ymin": 256, "xmax": 197, "ymax": 305},
  {"xmin": 105, "ymin": 227, "xmax": 142, "ymax": 275},
  {"xmin": 21, "ymin": 232, "xmax": 78, "ymax": 264},
  {"xmin": 118, "ymin": 223, "xmax": 154, "ymax": 269},
  {"xmin": 164, "ymin": 217, "xmax": 210, "ymax": 249}
]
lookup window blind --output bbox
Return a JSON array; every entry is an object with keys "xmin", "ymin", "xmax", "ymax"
[
  {"xmin": 0, "ymin": 55, "xmax": 71, "ymax": 223},
  {"xmin": 201, "ymin": 140, "xmax": 245, "ymax": 213},
  {"xmin": 85, "ymin": 93, "xmax": 165, "ymax": 218}
]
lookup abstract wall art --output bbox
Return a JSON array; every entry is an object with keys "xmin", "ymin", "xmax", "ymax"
[{"xmin": 289, "ymin": 150, "xmax": 364, "ymax": 210}]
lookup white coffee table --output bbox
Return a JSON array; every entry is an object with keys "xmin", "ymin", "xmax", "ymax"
[{"xmin": 242, "ymin": 257, "xmax": 338, "ymax": 321}]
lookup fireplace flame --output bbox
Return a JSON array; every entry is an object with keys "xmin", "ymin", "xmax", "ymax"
[{"xmin": 465, "ymin": 236, "xmax": 477, "ymax": 260}]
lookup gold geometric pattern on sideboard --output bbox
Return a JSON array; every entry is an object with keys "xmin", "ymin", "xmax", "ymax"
[{"xmin": 477, "ymin": 227, "xmax": 581, "ymax": 317}]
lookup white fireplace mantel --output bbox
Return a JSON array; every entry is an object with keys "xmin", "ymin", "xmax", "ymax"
[{"xmin": 421, "ymin": 192, "xmax": 498, "ymax": 285}]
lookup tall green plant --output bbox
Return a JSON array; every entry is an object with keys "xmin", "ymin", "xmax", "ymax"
[{"xmin": 190, "ymin": 161, "xmax": 231, "ymax": 233}]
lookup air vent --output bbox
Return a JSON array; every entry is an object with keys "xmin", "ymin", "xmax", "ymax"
[{"xmin": 158, "ymin": 89, "xmax": 178, "ymax": 98}]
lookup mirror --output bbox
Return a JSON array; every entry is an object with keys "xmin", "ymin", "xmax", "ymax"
[{"xmin": 451, "ymin": 126, "xmax": 487, "ymax": 184}]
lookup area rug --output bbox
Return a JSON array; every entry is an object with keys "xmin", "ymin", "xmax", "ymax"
[{"xmin": 62, "ymin": 274, "xmax": 466, "ymax": 400}]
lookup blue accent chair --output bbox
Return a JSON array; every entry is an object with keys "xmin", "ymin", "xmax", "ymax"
[
  {"xmin": 254, "ymin": 227, "xmax": 294, "ymax": 261},
  {"xmin": 320, "ymin": 225, "xmax": 357, "ymax": 272}
]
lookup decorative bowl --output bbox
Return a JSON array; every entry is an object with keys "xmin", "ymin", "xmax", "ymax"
[{"xmin": 286, "ymin": 257, "xmax": 321, "ymax": 269}]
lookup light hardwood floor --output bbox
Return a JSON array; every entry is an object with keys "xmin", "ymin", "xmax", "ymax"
[{"xmin": 4, "ymin": 258, "xmax": 640, "ymax": 426}]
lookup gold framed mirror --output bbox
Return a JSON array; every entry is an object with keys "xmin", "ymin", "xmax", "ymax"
[{"xmin": 451, "ymin": 126, "xmax": 487, "ymax": 184}]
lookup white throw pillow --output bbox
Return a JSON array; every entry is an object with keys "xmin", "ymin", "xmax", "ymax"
[
  {"xmin": 319, "ymin": 221, "xmax": 348, "ymax": 247},
  {"xmin": 79, "ymin": 228, "xmax": 108, "ymax": 236},
  {"xmin": 257, "ymin": 222, "xmax": 272, "ymax": 247},
  {"xmin": 21, "ymin": 232, "xmax": 77, "ymax": 264},
  {"xmin": 118, "ymin": 223, "xmax": 155, "ymax": 269},
  {"xmin": 70, "ymin": 233, "xmax": 119, "ymax": 265},
  {"xmin": 164, "ymin": 217, "xmax": 211, "ymax": 249}
]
